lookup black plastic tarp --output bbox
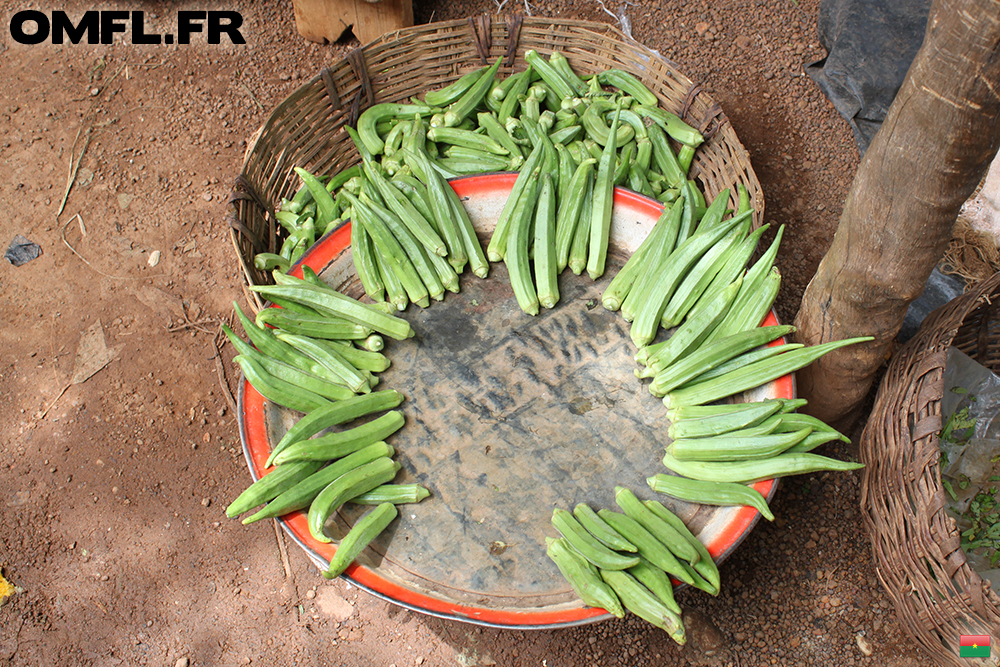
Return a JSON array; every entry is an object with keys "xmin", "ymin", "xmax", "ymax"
[{"xmin": 806, "ymin": 0, "xmax": 933, "ymax": 155}]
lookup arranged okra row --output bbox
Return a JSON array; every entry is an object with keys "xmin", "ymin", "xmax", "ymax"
[
  {"xmin": 548, "ymin": 486, "xmax": 730, "ymax": 647},
  {"xmin": 647, "ymin": 397, "xmax": 856, "ymax": 521},
  {"xmin": 225, "ymin": 269, "xmax": 429, "ymax": 582}
]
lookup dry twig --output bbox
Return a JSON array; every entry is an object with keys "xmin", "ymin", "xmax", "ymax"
[
  {"xmin": 213, "ymin": 319, "xmax": 238, "ymax": 415},
  {"xmin": 61, "ymin": 214, "xmax": 128, "ymax": 280},
  {"xmin": 166, "ymin": 318, "xmax": 218, "ymax": 334},
  {"xmin": 274, "ymin": 521, "xmax": 294, "ymax": 580}
]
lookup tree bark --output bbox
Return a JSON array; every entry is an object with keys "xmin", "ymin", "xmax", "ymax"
[{"xmin": 793, "ymin": 0, "xmax": 1000, "ymax": 425}]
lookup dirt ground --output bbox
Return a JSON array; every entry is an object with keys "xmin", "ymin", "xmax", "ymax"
[{"xmin": 0, "ymin": 1, "xmax": 936, "ymax": 666}]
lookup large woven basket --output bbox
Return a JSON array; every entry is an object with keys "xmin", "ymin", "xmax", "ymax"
[
  {"xmin": 861, "ymin": 271, "xmax": 1000, "ymax": 665},
  {"xmin": 226, "ymin": 14, "xmax": 763, "ymax": 311}
]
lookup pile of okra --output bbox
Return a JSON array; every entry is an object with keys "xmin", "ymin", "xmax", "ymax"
[{"xmin": 231, "ymin": 50, "xmax": 871, "ymax": 639}]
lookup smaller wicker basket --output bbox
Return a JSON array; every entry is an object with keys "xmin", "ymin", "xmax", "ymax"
[
  {"xmin": 861, "ymin": 271, "xmax": 1000, "ymax": 665},
  {"xmin": 225, "ymin": 14, "xmax": 763, "ymax": 312}
]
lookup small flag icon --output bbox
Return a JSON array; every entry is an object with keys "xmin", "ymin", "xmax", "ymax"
[{"xmin": 960, "ymin": 635, "xmax": 991, "ymax": 658}]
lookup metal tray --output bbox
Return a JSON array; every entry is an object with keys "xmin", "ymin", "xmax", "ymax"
[{"xmin": 237, "ymin": 174, "xmax": 792, "ymax": 628}]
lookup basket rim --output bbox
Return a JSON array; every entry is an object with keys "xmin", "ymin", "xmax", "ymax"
[{"xmin": 226, "ymin": 14, "xmax": 765, "ymax": 312}]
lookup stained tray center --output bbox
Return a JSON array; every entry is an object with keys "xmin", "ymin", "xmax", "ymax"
[{"xmin": 333, "ymin": 261, "xmax": 671, "ymax": 605}]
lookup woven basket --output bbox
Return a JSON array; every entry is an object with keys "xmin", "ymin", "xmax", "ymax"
[
  {"xmin": 861, "ymin": 271, "xmax": 1000, "ymax": 665},
  {"xmin": 226, "ymin": 14, "xmax": 763, "ymax": 311}
]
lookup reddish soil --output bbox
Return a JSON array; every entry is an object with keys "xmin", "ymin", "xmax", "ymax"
[{"xmin": 0, "ymin": 1, "xmax": 932, "ymax": 666}]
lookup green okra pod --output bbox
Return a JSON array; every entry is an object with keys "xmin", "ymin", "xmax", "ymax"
[
  {"xmin": 663, "ymin": 337, "xmax": 873, "ymax": 409},
  {"xmin": 356, "ymin": 103, "xmax": 437, "ymax": 155},
  {"xmin": 586, "ymin": 99, "xmax": 623, "ymax": 280},
  {"xmin": 546, "ymin": 537, "xmax": 625, "ymax": 617},
  {"xmin": 533, "ymin": 173, "xmax": 560, "ymax": 309},
  {"xmin": 773, "ymin": 413, "xmax": 850, "ymax": 443},
  {"xmin": 627, "ymin": 212, "xmax": 745, "ymax": 346},
  {"xmin": 619, "ymin": 198, "xmax": 685, "ymax": 323},
  {"xmin": 505, "ymin": 170, "xmax": 543, "ymax": 315},
  {"xmin": 634, "ymin": 104, "xmax": 704, "ymax": 147},
  {"xmin": 273, "ymin": 410, "xmax": 406, "ymax": 465},
  {"xmin": 661, "ymin": 451, "xmax": 865, "ymax": 484},
  {"xmin": 549, "ymin": 51, "xmax": 588, "ymax": 96},
  {"xmin": 308, "ymin": 457, "xmax": 401, "ymax": 542},
  {"xmin": 678, "ymin": 343, "xmax": 804, "ymax": 388},
  {"xmin": 573, "ymin": 503, "xmax": 637, "ymax": 552},
  {"xmin": 226, "ymin": 460, "xmax": 325, "ymax": 518},
  {"xmin": 487, "ymin": 142, "xmax": 545, "ymax": 262},
  {"xmin": 627, "ymin": 557, "xmax": 682, "ymax": 615},
  {"xmin": 351, "ymin": 218, "xmax": 385, "ymax": 302},
  {"xmin": 668, "ymin": 427, "xmax": 813, "ymax": 462},
  {"xmin": 255, "ymin": 308, "xmax": 373, "ymax": 340},
  {"xmin": 555, "ymin": 158, "xmax": 596, "ymax": 272},
  {"xmin": 597, "ymin": 509, "xmax": 695, "ymax": 585},
  {"xmin": 294, "ymin": 167, "xmax": 338, "ymax": 229},
  {"xmin": 234, "ymin": 355, "xmax": 330, "ymax": 414},
  {"xmin": 702, "ymin": 226, "xmax": 785, "ymax": 345},
  {"xmin": 596, "ymin": 69, "xmax": 658, "ymax": 106},
  {"xmin": 551, "ymin": 509, "xmax": 640, "ymax": 571},
  {"xmin": 647, "ymin": 476, "xmax": 774, "ymax": 521},
  {"xmin": 244, "ymin": 443, "xmax": 395, "ymax": 524},
  {"xmin": 343, "ymin": 193, "xmax": 429, "ymax": 308},
  {"xmin": 266, "ymin": 390, "xmax": 404, "ymax": 467},
  {"xmin": 614, "ymin": 487, "xmax": 699, "ymax": 564},
  {"xmin": 659, "ymin": 212, "xmax": 751, "ymax": 328},
  {"xmin": 425, "ymin": 65, "xmax": 490, "ymax": 107},
  {"xmin": 688, "ymin": 224, "xmax": 769, "ymax": 317},
  {"xmin": 323, "ymin": 502, "xmax": 398, "ymax": 579},
  {"xmin": 374, "ymin": 241, "xmax": 408, "ymax": 311},
  {"xmin": 443, "ymin": 57, "xmax": 502, "ymax": 127},
  {"xmin": 568, "ymin": 174, "xmax": 594, "ymax": 275},
  {"xmin": 646, "ymin": 325, "xmax": 795, "ymax": 397},
  {"xmin": 233, "ymin": 348, "xmax": 357, "ymax": 402},
  {"xmin": 636, "ymin": 275, "xmax": 742, "ymax": 366},
  {"xmin": 643, "ymin": 499, "xmax": 721, "ymax": 592},
  {"xmin": 274, "ymin": 331, "xmax": 370, "ymax": 393},
  {"xmin": 599, "ymin": 569, "xmax": 686, "ymax": 645},
  {"xmin": 523, "ymin": 49, "xmax": 576, "ymax": 101},
  {"xmin": 602, "ymin": 199, "xmax": 680, "ymax": 313},
  {"xmin": 497, "ymin": 66, "xmax": 534, "ymax": 125},
  {"xmin": 666, "ymin": 397, "xmax": 785, "ymax": 441},
  {"xmin": 347, "ymin": 484, "xmax": 431, "ymax": 505}
]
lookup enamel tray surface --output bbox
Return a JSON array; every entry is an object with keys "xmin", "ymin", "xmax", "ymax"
[{"xmin": 237, "ymin": 174, "xmax": 793, "ymax": 629}]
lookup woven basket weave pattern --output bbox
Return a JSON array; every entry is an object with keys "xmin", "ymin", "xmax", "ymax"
[
  {"xmin": 227, "ymin": 15, "xmax": 763, "ymax": 312},
  {"xmin": 861, "ymin": 272, "xmax": 1000, "ymax": 665}
]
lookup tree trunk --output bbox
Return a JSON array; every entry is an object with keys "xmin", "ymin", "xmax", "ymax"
[{"xmin": 793, "ymin": 0, "xmax": 1000, "ymax": 426}]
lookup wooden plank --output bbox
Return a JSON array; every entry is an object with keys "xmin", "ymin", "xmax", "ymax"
[{"xmin": 292, "ymin": 0, "xmax": 413, "ymax": 45}]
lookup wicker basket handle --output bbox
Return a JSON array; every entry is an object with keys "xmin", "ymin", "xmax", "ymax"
[
  {"xmin": 227, "ymin": 174, "xmax": 272, "ymax": 254},
  {"xmin": 347, "ymin": 47, "xmax": 374, "ymax": 127},
  {"xmin": 505, "ymin": 14, "xmax": 524, "ymax": 67},
  {"xmin": 320, "ymin": 68, "xmax": 342, "ymax": 111},
  {"xmin": 468, "ymin": 14, "xmax": 492, "ymax": 64},
  {"xmin": 681, "ymin": 84, "xmax": 729, "ymax": 141},
  {"xmin": 316, "ymin": 45, "xmax": 372, "ymax": 127}
]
